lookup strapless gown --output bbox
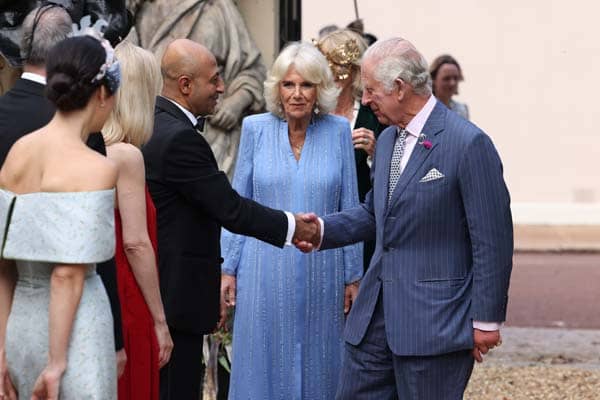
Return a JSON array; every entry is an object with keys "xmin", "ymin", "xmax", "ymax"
[{"xmin": 0, "ymin": 189, "xmax": 117, "ymax": 399}]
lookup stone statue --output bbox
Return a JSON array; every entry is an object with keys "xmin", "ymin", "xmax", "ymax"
[{"xmin": 130, "ymin": 0, "xmax": 267, "ymax": 177}]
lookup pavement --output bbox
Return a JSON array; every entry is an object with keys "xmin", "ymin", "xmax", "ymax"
[
  {"xmin": 506, "ymin": 252, "xmax": 600, "ymax": 329},
  {"xmin": 463, "ymin": 251, "xmax": 600, "ymax": 399},
  {"xmin": 486, "ymin": 251, "xmax": 600, "ymax": 367},
  {"xmin": 480, "ymin": 327, "xmax": 600, "ymax": 370}
]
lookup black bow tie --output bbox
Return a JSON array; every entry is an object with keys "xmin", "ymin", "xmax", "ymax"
[{"xmin": 195, "ymin": 117, "xmax": 206, "ymax": 132}]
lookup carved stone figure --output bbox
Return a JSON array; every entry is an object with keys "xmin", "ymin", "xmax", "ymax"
[{"xmin": 130, "ymin": 0, "xmax": 267, "ymax": 177}]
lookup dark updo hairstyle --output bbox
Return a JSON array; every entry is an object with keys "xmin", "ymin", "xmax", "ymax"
[{"xmin": 46, "ymin": 36, "xmax": 113, "ymax": 112}]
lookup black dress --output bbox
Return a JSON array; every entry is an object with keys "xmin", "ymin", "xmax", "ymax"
[{"xmin": 353, "ymin": 103, "xmax": 387, "ymax": 272}]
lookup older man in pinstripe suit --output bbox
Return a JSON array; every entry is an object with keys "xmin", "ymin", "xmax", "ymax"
[{"xmin": 297, "ymin": 37, "xmax": 513, "ymax": 399}]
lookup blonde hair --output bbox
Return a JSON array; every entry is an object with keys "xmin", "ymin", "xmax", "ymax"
[
  {"xmin": 317, "ymin": 29, "xmax": 367, "ymax": 99},
  {"xmin": 264, "ymin": 42, "xmax": 339, "ymax": 119},
  {"xmin": 102, "ymin": 40, "xmax": 162, "ymax": 147}
]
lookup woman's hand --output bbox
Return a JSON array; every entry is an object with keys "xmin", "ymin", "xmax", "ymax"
[
  {"xmin": 218, "ymin": 274, "xmax": 236, "ymax": 330},
  {"xmin": 155, "ymin": 321, "xmax": 174, "ymax": 368},
  {"xmin": 352, "ymin": 128, "xmax": 376, "ymax": 157},
  {"xmin": 31, "ymin": 363, "xmax": 65, "ymax": 400},
  {"xmin": 344, "ymin": 280, "xmax": 360, "ymax": 314},
  {"xmin": 0, "ymin": 350, "xmax": 17, "ymax": 400},
  {"xmin": 116, "ymin": 349, "xmax": 127, "ymax": 378}
]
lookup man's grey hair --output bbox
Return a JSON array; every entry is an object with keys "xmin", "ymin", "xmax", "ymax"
[
  {"xmin": 363, "ymin": 38, "xmax": 432, "ymax": 96},
  {"xmin": 21, "ymin": 5, "xmax": 73, "ymax": 66}
]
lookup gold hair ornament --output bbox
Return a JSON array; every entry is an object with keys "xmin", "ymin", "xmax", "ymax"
[{"xmin": 314, "ymin": 38, "xmax": 361, "ymax": 81}]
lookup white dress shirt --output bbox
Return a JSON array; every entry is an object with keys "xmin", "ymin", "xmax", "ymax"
[{"xmin": 21, "ymin": 72, "xmax": 46, "ymax": 85}]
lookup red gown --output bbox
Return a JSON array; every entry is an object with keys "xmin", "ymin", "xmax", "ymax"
[{"xmin": 116, "ymin": 188, "xmax": 160, "ymax": 400}]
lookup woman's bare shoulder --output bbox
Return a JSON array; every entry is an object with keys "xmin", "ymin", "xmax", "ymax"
[
  {"xmin": 106, "ymin": 142, "xmax": 143, "ymax": 168},
  {"xmin": 75, "ymin": 152, "xmax": 119, "ymax": 191}
]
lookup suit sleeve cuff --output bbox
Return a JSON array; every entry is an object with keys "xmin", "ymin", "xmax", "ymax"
[
  {"xmin": 317, "ymin": 217, "xmax": 324, "ymax": 250},
  {"xmin": 284, "ymin": 211, "xmax": 295, "ymax": 246},
  {"xmin": 473, "ymin": 321, "xmax": 502, "ymax": 331}
]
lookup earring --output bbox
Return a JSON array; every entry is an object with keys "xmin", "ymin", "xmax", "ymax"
[{"xmin": 314, "ymin": 102, "xmax": 320, "ymax": 115}]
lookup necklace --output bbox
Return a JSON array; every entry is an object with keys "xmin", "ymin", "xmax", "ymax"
[{"xmin": 290, "ymin": 137, "xmax": 305, "ymax": 159}]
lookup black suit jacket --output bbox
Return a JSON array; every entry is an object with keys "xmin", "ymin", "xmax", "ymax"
[
  {"xmin": 0, "ymin": 77, "xmax": 124, "ymax": 350},
  {"xmin": 143, "ymin": 96, "xmax": 288, "ymax": 335}
]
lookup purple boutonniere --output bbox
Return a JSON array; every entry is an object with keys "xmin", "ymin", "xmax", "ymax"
[{"xmin": 418, "ymin": 133, "xmax": 432, "ymax": 149}]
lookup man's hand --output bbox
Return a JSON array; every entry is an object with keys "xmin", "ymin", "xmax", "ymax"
[
  {"xmin": 472, "ymin": 328, "xmax": 502, "ymax": 363},
  {"xmin": 344, "ymin": 280, "xmax": 360, "ymax": 314},
  {"xmin": 218, "ymin": 274, "xmax": 236, "ymax": 330},
  {"xmin": 210, "ymin": 91, "xmax": 253, "ymax": 131},
  {"xmin": 116, "ymin": 349, "xmax": 127, "ymax": 378},
  {"xmin": 292, "ymin": 213, "xmax": 321, "ymax": 252}
]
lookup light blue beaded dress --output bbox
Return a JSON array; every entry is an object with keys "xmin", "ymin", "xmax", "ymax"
[
  {"xmin": 0, "ymin": 189, "xmax": 117, "ymax": 399},
  {"xmin": 221, "ymin": 113, "xmax": 363, "ymax": 400}
]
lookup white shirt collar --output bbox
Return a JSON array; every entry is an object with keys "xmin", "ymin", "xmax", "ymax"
[
  {"xmin": 163, "ymin": 97, "xmax": 198, "ymax": 126},
  {"xmin": 21, "ymin": 72, "xmax": 46, "ymax": 85},
  {"xmin": 401, "ymin": 95, "xmax": 437, "ymax": 138}
]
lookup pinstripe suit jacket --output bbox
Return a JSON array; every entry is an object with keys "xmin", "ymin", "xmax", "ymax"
[{"xmin": 321, "ymin": 101, "xmax": 513, "ymax": 356}]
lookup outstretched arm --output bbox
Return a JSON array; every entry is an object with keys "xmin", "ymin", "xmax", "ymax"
[{"xmin": 164, "ymin": 129, "xmax": 288, "ymax": 247}]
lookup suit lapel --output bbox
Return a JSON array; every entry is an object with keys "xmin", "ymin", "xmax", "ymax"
[{"xmin": 386, "ymin": 101, "xmax": 447, "ymax": 212}]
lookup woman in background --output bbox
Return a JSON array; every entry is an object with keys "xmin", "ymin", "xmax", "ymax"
[
  {"xmin": 102, "ymin": 40, "xmax": 172, "ymax": 400},
  {"xmin": 316, "ymin": 29, "xmax": 386, "ymax": 272},
  {"xmin": 430, "ymin": 54, "xmax": 470, "ymax": 119},
  {"xmin": 221, "ymin": 42, "xmax": 362, "ymax": 400}
]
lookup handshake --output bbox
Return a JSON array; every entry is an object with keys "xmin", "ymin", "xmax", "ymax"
[{"xmin": 292, "ymin": 213, "xmax": 322, "ymax": 252}]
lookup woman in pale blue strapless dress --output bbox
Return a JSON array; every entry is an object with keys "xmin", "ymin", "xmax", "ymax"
[{"xmin": 0, "ymin": 34, "xmax": 121, "ymax": 399}]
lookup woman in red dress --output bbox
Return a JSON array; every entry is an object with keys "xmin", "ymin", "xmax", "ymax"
[{"xmin": 102, "ymin": 40, "xmax": 173, "ymax": 399}]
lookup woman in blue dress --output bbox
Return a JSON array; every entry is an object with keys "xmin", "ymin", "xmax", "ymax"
[{"xmin": 221, "ymin": 42, "xmax": 363, "ymax": 400}]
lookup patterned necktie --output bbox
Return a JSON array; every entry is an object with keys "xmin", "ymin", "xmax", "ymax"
[{"xmin": 388, "ymin": 128, "xmax": 407, "ymax": 204}]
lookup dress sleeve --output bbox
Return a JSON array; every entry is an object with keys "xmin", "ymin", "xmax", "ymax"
[
  {"xmin": 337, "ymin": 121, "xmax": 364, "ymax": 284},
  {"xmin": 220, "ymin": 118, "xmax": 255, "ymax": 275}
]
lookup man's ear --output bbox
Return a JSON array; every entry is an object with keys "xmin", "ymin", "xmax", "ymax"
[
  {"xmin": 178, "ymin": 75, "xmax": 192, "ymax": 95},
  {"xmin": 394, "ymin": 78, "xmax": 406, "ymax": 102}
]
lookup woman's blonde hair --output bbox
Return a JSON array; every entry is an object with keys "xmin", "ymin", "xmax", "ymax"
[
  {"xmin": 102, "ymin": 40, "xmax": 162, "ymax": 147},
  {"xmin": 264, "ymin": 41, "xmax": 339, "ymax": 119},
  {"xmin": 317, "ymin": 29, "xmax": 367, "ymax": 99}
]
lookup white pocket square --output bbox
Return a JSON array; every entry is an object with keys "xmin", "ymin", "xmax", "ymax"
[{"xmin": 419, "ymin": 168, "xmax": 445, "ymax": 183}]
